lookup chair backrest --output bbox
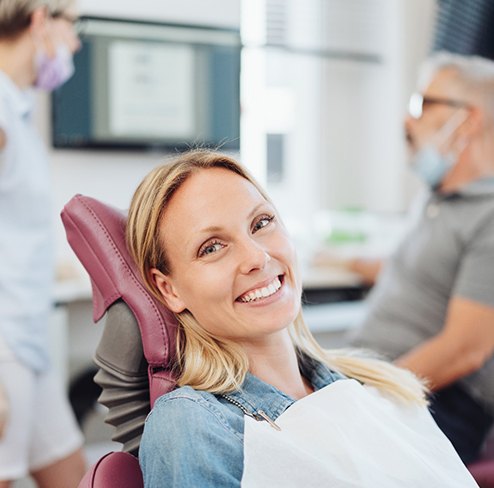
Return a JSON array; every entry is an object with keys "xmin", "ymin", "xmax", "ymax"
[
  {"xmin": 61, "ymin": 194, "xmax": 179, "ymax": 487},
  {"xmin": 62, "ymin": 194, "xmax": 178, "ymax": 405}
]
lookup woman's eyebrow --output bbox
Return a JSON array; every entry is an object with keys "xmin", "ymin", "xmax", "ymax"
[
  {"xmin": 195, "ymin": 202, "xmax": 269, "ymax": 236},
  {"xmin": 189, "ymin": 201, "xmax": 270, "ymax": 246},
  {"xmin": 196, "ymin": 225, "xmax": 223, "ymax": 235},
  {"xmin": 183, "ymin": 225, "xmax": 222, "ymax": 253},
  {"xmin": 247, "ymin": 201, "xmax": 269, "ymax": 220}
]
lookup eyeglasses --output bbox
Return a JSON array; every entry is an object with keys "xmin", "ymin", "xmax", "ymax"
[
  {"xmin": 408, "ymin": 92, "xmax": 470, "ymax": 119},
  {"xmin": 51, "ymin": 11, "xmax": 85, "ymax": 35}
]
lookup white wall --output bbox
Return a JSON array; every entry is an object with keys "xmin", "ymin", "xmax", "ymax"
[
  {"xmin": 281, "ymin": 0, "xmax": 435, "ymax": 215},
  {"xmin": 34, "ymin": 0, "xmax": 240, "ymax": 268},
  {"xmin": 320, "ymin": 0, "xmax": 436, "ymax": 213},
  {"xmin": 400, "ymin": 0, "xmax": 436, "ymax": 204}
]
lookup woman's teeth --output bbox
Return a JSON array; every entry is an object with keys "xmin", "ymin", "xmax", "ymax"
[{"xmin": 238, "ymin": 276, "xmax": 282, "ymax": 303}]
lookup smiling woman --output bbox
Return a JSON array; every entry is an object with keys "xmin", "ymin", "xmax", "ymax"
[{"xmin": 126, "ymin": 149, "xmax": 479, "ymax": 488}]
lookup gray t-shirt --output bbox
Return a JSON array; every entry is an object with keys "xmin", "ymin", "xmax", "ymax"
[{"xmin": 351, "ymin": 180, "xmax": 494, "ymax": 414}]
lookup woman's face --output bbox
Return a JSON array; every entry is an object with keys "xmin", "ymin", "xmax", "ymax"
[
  {"xmin": 152, "ymin": 167, "xmax": 302, "ymax": 345},
  {"xmin": 47, "ymin": 6, "xmax": 81, "ymax": 55},
  {"xmin": 31, "ymin": 4, "xmax": 80, "ymax": 59}
]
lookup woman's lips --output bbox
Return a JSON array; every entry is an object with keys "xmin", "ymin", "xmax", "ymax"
[{"xmin": 237, "ymin": 275, "xmax": 284, "ymax": 303}]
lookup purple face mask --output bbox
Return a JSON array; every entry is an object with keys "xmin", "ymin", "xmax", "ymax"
[{"xmin": 34, "ymin": 44, "xmax": 74, "ymax": 91}]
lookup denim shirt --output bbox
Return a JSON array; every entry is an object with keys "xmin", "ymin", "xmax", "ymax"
[{"xmin": 139, "ymin": 357, "xmax": 344, "ymax": 487}]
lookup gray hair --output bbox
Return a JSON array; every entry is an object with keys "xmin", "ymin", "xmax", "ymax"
[
  {"xmin": 418, "ymin": 51, "xmax": 494, "ymax": 122},
  {"xmin": 0, "ymin": 0, "xmax": 74, "ymax": 38}
]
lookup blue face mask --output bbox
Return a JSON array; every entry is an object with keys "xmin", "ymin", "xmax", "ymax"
[
  {"xmin": 410, "ymin": 110, "xmax": 468, "ymax": 188},
  {"xmin": 410, "ymin": 145, "xmax": 455, "ymax": 188}
]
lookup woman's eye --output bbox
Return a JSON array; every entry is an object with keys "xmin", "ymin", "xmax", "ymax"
[
  {"xmin": 253, "ymin": 215, "xmax": 274, "ymax": 233},
  {"xmin": 199, "ymin": 241, "xmax": 224, "ymax": 257}
]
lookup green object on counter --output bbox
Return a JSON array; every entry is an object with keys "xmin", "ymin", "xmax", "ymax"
[
  {"xmin": 324, "ymin": 208, "xmax": 368, "ymax": 245},
  {"xmin": 325, "ymin": 230, "xmax": 367, "ymax": 244}
]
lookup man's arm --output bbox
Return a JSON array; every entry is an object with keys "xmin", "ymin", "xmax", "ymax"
[
  {"xmin": 396, "ymin": 296, "xmax": 494, "ymax": 390},
  {"xmin": 312, "ymin": 251, "xmax": 383, "ymax": 286}
]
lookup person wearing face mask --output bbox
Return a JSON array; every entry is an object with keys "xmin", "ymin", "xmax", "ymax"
[
  {"xmin": 0, "ymin": 1, "xmax": 85, "ymax": 486},
  {"xmin": 343, "ymin": 52, "xmax": 494, "ymax": 465}
]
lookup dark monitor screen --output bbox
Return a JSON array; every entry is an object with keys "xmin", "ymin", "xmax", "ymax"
[{"xmin": 52, "ymin": 17, "xmax": 241, "ymax": 151}]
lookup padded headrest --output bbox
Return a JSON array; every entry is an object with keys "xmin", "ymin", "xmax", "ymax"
[{"xmin": 61, "ymin": 194, "xmax": 178, "ymax": 369}]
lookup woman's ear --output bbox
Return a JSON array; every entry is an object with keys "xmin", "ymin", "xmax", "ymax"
[
  {"xmin": 461, "ymin": 106, "xmax": 483, "ymax": 138},
  {"xmin": 150, "ymin": 268, "xmax": 186, "ymax": 313}
]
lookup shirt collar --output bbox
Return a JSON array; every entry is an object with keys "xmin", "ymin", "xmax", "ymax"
[
  {"xmin": 455, "ymin": 177, "xmax": 494, "ymax": 197},
  {"xmin": 430, "ymin": 177, "xmax": 494, "ymax": 203},
  {"xmin": 0, "ymin": 69, "xmax": 33, "ymax": 118},
  {"xmin": 222, "ymin": 355, "xmax": 344, "ymax": 421}
]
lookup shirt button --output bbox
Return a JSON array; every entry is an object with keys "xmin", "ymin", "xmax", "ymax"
[{"xmin": 426, "ymin": 203, "xmax": 440, "ymax": 218}]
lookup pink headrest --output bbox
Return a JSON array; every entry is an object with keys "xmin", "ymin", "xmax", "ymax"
[{"xmin": 61, "ymin": 194, "xmax": 178, "ymax": 369}]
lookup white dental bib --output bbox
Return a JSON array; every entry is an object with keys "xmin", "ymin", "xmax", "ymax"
[{"xmin": 241, "ymin": 379, "xmax": 478, "ymax": 487}]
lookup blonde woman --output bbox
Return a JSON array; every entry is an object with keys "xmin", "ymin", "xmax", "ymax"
[
  {"xmin": 127, "ymin": 150, "xmax": 478, "ymax": 487},
  {"xmin": 0, "ymin": 1, "xmax": 85, "ymax": 486}
]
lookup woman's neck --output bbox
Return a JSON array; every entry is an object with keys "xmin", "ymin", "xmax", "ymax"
[
  {"xmin": 0, "ymin": 36, "xmax": 35, "ymax": 89},
  {"xmin": 243, "ymin": 331, "xmax": 314, "ymax": 400}
]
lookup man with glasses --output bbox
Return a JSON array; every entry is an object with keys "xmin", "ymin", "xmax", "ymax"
[{"xmin": 349, "ymin": 52, "xmax": 494, "ymax": 465}]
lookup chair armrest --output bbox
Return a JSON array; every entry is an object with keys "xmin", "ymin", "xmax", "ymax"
[{"xmin": 78, "ymin": 451, "xmax": 143, "ymax": 488}]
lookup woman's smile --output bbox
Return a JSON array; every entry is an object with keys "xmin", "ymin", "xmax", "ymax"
[{"xmin": 236, "ymin": 275, "xmax": 284, "ymax": 304}]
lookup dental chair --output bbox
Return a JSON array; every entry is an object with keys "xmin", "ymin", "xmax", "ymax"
[
  {"xmin": 62, "ymin": 194, "xmax": 179, "ymax": 488},
  {"xmin": 62, "ymin": 194, "xmax": 494, "ymax": 488}
]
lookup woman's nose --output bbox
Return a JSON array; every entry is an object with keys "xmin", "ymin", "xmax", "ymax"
[
  {"xmin": 70, "ymin": 31, "xmax": 81, "ymax": 53},
  {"xmin": 73, "ymin": 36, "xmax": 81, "ymax": 53},
  {"xmin": 238, "ymin": 239, "xmax": 271, "ymax": 274}
]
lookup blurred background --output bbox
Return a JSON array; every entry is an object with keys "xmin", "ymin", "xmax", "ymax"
[{"xmin": 23, "ymin": 0, "xmax": 494, "ymax": 483}]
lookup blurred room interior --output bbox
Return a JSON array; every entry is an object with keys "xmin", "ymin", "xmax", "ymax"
[{"xmin": 15, "ymin": 0, "xmax": 494, "ymax": 484}]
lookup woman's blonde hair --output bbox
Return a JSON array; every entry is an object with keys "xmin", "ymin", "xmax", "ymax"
[
  {"xmin": 0, "ymin": 0, "xmax": 74, "ymax": 39},
  {"xmin": 127, "ymin": 149, "xmax": 427, "ymax": 405}
]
